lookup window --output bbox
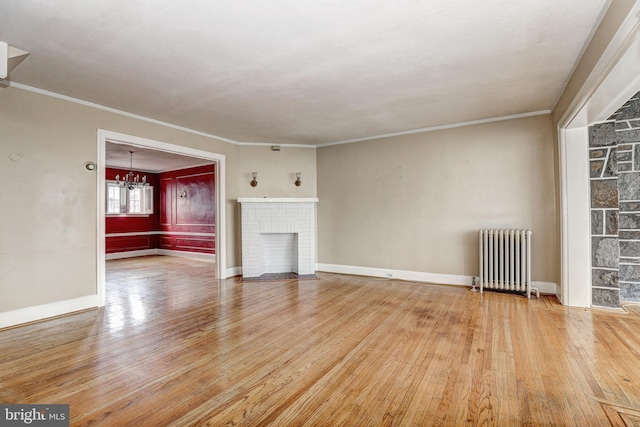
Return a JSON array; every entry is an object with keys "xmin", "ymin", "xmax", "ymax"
[
  {"xmin": 106, "ymin": 181, "xmax": 153, "ymax": 215},
  {"xmin": 129, "ymin": 188, "xmax": 142, "ymax": 213}
]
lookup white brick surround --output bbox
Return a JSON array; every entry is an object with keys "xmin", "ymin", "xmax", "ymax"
[{"xmin": 238, "ymin": 198, "xmax": 318, "ymax": 278}]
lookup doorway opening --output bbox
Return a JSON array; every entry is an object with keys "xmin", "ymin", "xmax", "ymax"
[
  {"xmin": 558, "ymin": 2, "xmax": 640, "ymax": 307},
  {"xmin": 97, "ymin": 130, "xmax": 226, "ymax": 306}
]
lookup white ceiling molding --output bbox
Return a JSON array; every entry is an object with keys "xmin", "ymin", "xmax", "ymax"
[
  {"xmin": 0, "ymin": 0, "xmax": 609, "ymax": 146},
  {"xmin": 316, "ymin": 110, "xmax": 552, "ymax": 148},
  {"xmin": 9, "ymin": 80, "xmax": 550, "ymax": 152},
  {"xmin": 8, "ymin": 81, "xmax": 238, "ymax": 144},
  {"xmin": 234, "ymin": 141, "xmax": 316, "ymax": 149}
]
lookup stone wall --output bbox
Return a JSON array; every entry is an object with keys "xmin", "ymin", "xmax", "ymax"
[
  {"xmin": 590, "ymin": 91, "xmax": 640, "ymax": 307},
  {"xmin": 590, "ymin": 121, "xmax": 619, "ymax": 306}
]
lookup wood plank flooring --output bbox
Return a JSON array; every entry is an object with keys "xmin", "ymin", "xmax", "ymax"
[{"xmin": 1, "ymin": 255, "xmax": 640, "ymax": 425}]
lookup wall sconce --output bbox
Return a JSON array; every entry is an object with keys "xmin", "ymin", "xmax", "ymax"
[
  {"xmin": 179, "ymin": 190, "xmax": 188, "ymax": 198},
  {"xmin": 295, "ymin": 172, "xmax": 302, "ymax": 187},
  {"xmin": 250, "ymin": 172, "xmax": 258, "ymax": 187}
]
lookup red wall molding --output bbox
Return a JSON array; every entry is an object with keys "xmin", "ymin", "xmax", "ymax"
[
  {"xmin": 106, "ymin": 164, "xmax": 215, "ymax": 255},
  {"xmin": 159, "ymin": 165, "xmax": 216, "ymax": 234},
  {"xmin": 106, "ymin": 235, "xmax": 156, "ymax": 253},
  {"xmin": 158, "ymin": 164, "xmax": 215, "ymax": 254}
]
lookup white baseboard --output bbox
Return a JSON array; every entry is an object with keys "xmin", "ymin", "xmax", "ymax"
[
  {"xmin": 106, "ymin": 249, "xmax": 216, "ymax": 263},
  {"xmin": 226, "ymin": 266, "xmax": 242, "ymax": 278},
  {"xmin": 106, "ymin": 249, "xmax": 157, "ymax": 260},
  {"xmin": 316, "ymin": 263, "xmax": 558, "ymax": 295},
  {"xmin": 156, "ymin": 249, "xmax": 216, "ymax": 262},
  {"xmin": 0, "ymin": 295, "xmax": 99, "ymax": 329},
  {"xmin": 316, "ymin": 263, "xmax": 470, "ymax": 286},
  {"xmin": 531, "ymin": 281, "xmax": 558, "ymax": 295}
]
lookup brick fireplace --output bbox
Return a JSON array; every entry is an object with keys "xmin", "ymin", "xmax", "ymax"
[{"xmin": 238, "ymin": 198, "xmax": 318, "ymax": 279}]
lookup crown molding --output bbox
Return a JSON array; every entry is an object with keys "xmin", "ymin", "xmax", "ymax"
[
  {"xmin": 316, "ymin": 110, "xmax": 552, "ymax": 148},
  {"xmin": 8, "ymin": 81, "xmax": 551, "ymax": 149}
]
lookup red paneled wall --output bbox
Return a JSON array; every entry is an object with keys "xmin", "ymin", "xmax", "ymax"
[
  {"xmin": 105, "ymin": 167, "xmax": 158, "ymax": 253},
  {"xmin": 105, "ymin": 164, "xmax": 215, "ymax": 256},
  {"xmin": 158, "ymin": 165, "xmax": 216, "ymax": 254}
]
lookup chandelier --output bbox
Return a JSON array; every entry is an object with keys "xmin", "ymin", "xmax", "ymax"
[{"xmin": 115, "ymin": 151, "xmax": 147, "ymax": 190}]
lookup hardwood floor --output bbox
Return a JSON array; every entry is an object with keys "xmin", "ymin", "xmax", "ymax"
[{"xmin": 1, "ymin": 256, "xmax": 640, "ymax": 426}]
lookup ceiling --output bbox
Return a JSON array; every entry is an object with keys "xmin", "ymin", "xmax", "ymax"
[
  {"xmin": 106, "ymin": 142, "xmax": 212, "ymax": 172},
  {"xmin": 0, "ymin": 0, "xmax": 608, "ymax": 146}
]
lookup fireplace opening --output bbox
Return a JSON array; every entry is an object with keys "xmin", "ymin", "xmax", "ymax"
[
  {"xmin": 239, "ymin": 198, "xmax": 318, "ymax": 280},
  {"xmin": 261, "ymin": 233, "xmax": 298, "ymax": 274}
]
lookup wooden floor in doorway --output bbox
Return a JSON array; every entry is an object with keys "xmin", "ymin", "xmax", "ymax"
[{"xmin": 1, "ymin": 255, "xmax": 640, "ymax": 426}]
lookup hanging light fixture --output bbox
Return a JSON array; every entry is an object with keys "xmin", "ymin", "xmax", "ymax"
[{"xmin": 115, "ymin": 151, "xmax": 147, "ymax": 190}]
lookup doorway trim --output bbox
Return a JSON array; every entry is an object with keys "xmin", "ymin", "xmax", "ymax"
[
  {"xmin": 97, "ymin": 130, "xmax": 226, "ymax": 306},
  {"xmin": 557, "ymin": 2, "xmax": 640, "ymax": 306}
]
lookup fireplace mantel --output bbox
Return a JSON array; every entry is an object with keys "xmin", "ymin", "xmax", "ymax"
[{"xmin": 238, "ymin": 198, "xmax": 318, "ymax": 279}]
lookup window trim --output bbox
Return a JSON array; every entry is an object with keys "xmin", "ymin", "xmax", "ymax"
[{"xmin": 105, "ymin": 180, "xmax": 153, "ymax": 217}]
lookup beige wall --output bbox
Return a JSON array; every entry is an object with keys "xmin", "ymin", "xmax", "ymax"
[
  {"xmin": 0, "ymin": 85, "xmax": 316, "ymax": 312},
  {"xmin": 317, "ymin": 114, "xmax": 558, "ymax": 283},
  {"xmin": 2, "ymin": 0, "xmax": 631, "ymax": 315},
  {"xmin": 234, "ymin": 145, "xmax": 318, "ymax": 264},
  {"xmin": 236, "ymin": 145, "xmax": 317, "ymax": 199}
]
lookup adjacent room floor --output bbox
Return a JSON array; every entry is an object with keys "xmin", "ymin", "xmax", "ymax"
[{"xmin": 1, "ymin": 255, "xmax": 640, "ymax": 426}]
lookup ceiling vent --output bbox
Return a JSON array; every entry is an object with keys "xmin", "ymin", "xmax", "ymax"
[{"xmin": 0, "ymin": 41, "xmax": 29, "ymax": 80}]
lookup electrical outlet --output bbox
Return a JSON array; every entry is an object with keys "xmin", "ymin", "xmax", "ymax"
[{"xmin": 385, "ymin": 272, "xmax": 394, "ymax": 278}]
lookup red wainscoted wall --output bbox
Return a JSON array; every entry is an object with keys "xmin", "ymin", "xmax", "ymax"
[
  {"xmin": 105, "ymin": 167, "xmax": 159, "ymax": 254},
  {"xmin": 158, "ymin": 164, "xmax": 216, "ymax": 255}
]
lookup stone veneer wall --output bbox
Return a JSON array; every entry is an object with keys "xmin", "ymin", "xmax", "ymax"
[{"xmin": 590, "ymin": 91, "xmax": 640, "ymax": 307}]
